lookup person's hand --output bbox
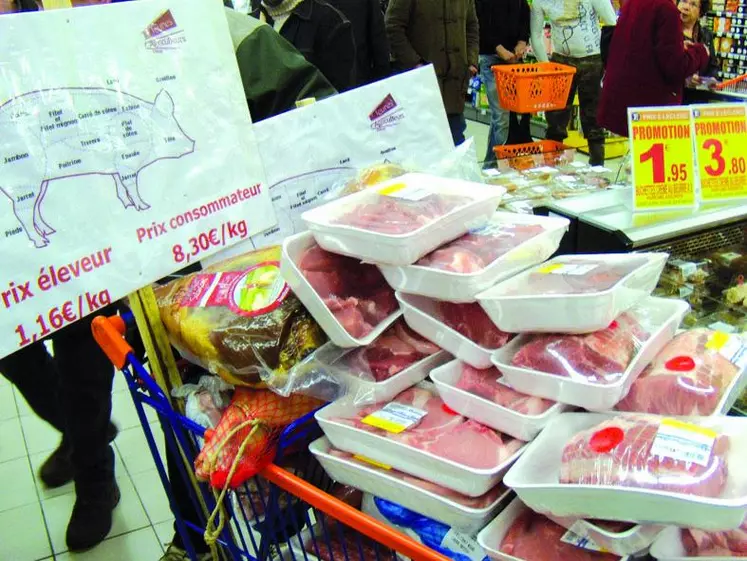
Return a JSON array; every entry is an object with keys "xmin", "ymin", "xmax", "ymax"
[
  {"xmin": 690, "ymin": 73, "xmax": 703, "ymax": 85},
  {"xmin": 514, "ymin": 41, "xmax": 528, "ymax": 59},
  {"xmin": 496, "ymin": 45, "xmax": 516, "ymax": 62},
  {"xmin": 469, "ymin": 65, "xmax": 478, "ymax": 76}
]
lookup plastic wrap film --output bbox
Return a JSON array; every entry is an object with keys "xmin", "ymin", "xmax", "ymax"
[
  {"xmin": 171, "ymin": 375, "xmax": 233, "ymax": 432},
  {"xmin": 560, "ymin": 414, "xmax": 730, "ymax": 497},
  {"xmin": 681, "ymin": 519, "xmax": 747, "ymax": 556},
  {"xmin": 155, "ymin": 246, "xmax": 327, "ymax": 387}
]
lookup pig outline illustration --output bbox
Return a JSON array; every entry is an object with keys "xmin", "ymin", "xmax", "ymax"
[{"xmin": 0, "ymin": 87, "xmax": 195, "ymax": 248}]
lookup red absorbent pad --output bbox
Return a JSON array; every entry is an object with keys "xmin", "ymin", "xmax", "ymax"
[{"xmin": 195, "ymin": 388, "xmax": 322, "ymax": 488}]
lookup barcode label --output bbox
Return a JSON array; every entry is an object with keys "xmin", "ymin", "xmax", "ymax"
[
  {"xmin": 378, "ymin": 183, "xmax": 431, "ymax": 201},
  {"xmin": 537, "ymin": 263, "xmax": 599, "ymax": 276},
  {"xmin": 650, "ymin": 419, "xmax": 717, "ymax": 467},
  {"xmin": 361, "ymin": 402, "xmax": 427, "ymax": 433}
]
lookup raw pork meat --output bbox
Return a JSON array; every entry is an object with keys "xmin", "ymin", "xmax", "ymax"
[
  {"xmin": 332, "ymin": 193, "xmax": 471, "ymax": 235},
  {"xmin": 300, "ymin": 243, "xmax": 398, "ymax": 337},
  {"xmin": 509, "ymin": 256, "xmax": 650, "ymax": 296},
  {"xmin": 456, "ymin": 364, "xmax": 555, "ymax": 415},
  {"xmin": 337, "ymin": 320, "xmax": 440, "ymax": 381},
  {"xmin": 683, "ymin": 520, "xmax": 747, "ymax": 556},
  {"xmin": 617, "ymin": 329, "xmax": 740, "ymax": 416},
  {"xmin": 560, "ymin": 415, "xmax": 729, "ymax": 497},
  {"xmin": 500, "ymin": 509, "xmax": 621, "ymax": 561},
  {"xmin": 511, "ymin": 313, "xmax": 648, "ymax": 384},
  {"xmin": 416, "ymin": 223, "xmax": 546, "ymax": 273},
  {"xmin": 439, "ymin": 302, "xmax": 514, "ymax": 349},
  {"xmin": 336, "ymin": 387, "xmax": 524, "ymax": 469},
  {"xmin": 327, "ymin": 447, "xmax": 506, "ymax": 508}
]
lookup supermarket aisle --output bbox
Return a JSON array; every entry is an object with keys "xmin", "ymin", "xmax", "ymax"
[{"xmin": 0, "ymin": 371, "xmax": 173, "ymax": 560}]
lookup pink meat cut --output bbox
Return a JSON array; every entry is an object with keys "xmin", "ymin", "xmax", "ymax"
[
  {"xmin": 510, "ymin": 256, "xmax": 649, "ymax": 296},
  {"xmin": 511, "ymin": 312, "xmax": 648, "ymax": 384},
  {"xmin": 339, "ymin": 320, "xmax": 440, "ymax": 382},
  {"xmin": 617, "ymin": 329, "xmax": 739, "ymax": 416},
  {"xmin": 416, "ymin": 223, "xmax": 546, "ymax": 273},
  {"xmin": 327, "ymin": 447, "xmax": 506, "ymax": 508},
  {"xmin": 560, "ymin": 415, "xmax": 729, "ymax": 497},
  {"xmin": 439, "ymin": 302, "xmax": 514, "ymax": 349},
  {"xmin": 500, "ymin": 509, "xmax": 621, "ymax": 561},
  {"xmin": 683, "ymin": 520, "xmax": 747, "ymax": 556},
  {"xmin": 456, "ymin": 364, "xmax": 555, "ymax": 415},
  {"xmin": 300, "ymin": 243, "xmax": 398, "ymax": 337},
  {"xmin": 332, "ymin": 193, "xmax": 472, "ymax": 235},
  {"xmin": 335, "ymin": 386, "xmax": 524, "ymax": 470}
]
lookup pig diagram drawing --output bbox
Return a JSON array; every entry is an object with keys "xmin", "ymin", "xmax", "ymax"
[{"xmin": 0, "ymin": 88, "xmax": 195, "ymax": 248}]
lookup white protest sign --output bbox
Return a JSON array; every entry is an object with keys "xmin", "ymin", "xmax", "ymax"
[{"xmin": 0, "ymin": 0, "xmax": 274, "ymax": 359}]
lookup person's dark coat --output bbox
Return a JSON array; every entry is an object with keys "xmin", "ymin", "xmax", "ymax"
[
  {"xmin": 475, "ymin": 0, "xmax": 529, "ymax": 55},
  {"xmin": 327, "ymin": 0, "xmax": 390, "ymax": 85},
  {"xmin": 696, "ymin": 25, "xmax": 719, "ymax": 78},
  {"xmin": 252, "ymin": 0, "xmax": 357, "ymax": 92},
  {"xmin": 386, "ymin": 0, "xmax": 479, "ymax": 115},
  {"xmin": 598, "ymin": 0, "xmax": 709, "ymax": 137}
]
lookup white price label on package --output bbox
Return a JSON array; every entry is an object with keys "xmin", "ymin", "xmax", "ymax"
[
  {"xmin": 440, "ymin": 529, "xmax": 488, "ymax": 561},
  {"xmin": 706, "ymin": 331, "xmax": 747, "ymax": 370},
  {"xmin": 537, "ymin": 263, "xmax": 599, "ymax": 276},
  {"xmin": 361, "ymin": 402, "xmax": 427, "ymax": 433},
  {"xmin": 379, "ymin": 182, "xmax": 431, "ymax": 201},
  {"xmin": 650, "ymin": 419, "xmax": 717, "ymax": 467},
  {"xmin": 560, "ymin": 525, "xmax": 607, "ymax": 553}
]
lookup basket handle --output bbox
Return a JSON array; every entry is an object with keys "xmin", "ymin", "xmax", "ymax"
[{"xmin": 92, "ymin": 315, "xmax": 133, "ymax": 369}]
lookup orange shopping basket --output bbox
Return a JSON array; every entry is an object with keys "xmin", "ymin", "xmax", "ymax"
[
  {"xmin": 714, "ymin": 73, "xmax": 747, "ymax": 95},
  {"xmin": 492, "ymin": 63, "xmax": 576, "ymax": 113},
  {"xmin": 493, "ymin": 140, "xmax": 574, "ymax": 171}
]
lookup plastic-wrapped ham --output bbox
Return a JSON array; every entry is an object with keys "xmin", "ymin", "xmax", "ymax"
[
  {"xmin": 439, "ymin": 302, "xmax": 514, "ymax": 349},
  {"xmin": 336, "ymin": 386, "xmax": 524, "ymax": 469},
  {"xmin": 511, "ymin": 312, "xmax": 649, "ymax": 384},
  {"xmin": 617, "ymin": 329, "xmax": 742, "ymax": 416},
  {"xmin": 299, "ymin": 243, "xmax": 397, "ymax": 338},
  {"xmin": 327, "ymin": 447, "xmax": 506, "ymax": 509},
  {"xmin": 416, "ymin": 223, "xmax": 546, "ymax": 273},
  {"xmin": 501, "ymin": 510, "xmax": 621, "ymax": 561},
  {"xmin": 682, "ymin": 520, "xmax": 747, "ymax": 556},
  {"xmin": 456, "ymin": 364, "xmax": 555, "ymax": 416},
  {"xmin": 331, "ymin": 193, "xmax": 472, "ymax": 235},
  {"xmin": 560, "ymin": 415, "xmax": 729, "ymax": 497}
]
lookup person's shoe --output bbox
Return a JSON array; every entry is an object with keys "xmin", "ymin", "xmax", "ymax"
[
  {"xmin": 65, "ymin": 480, "xmax": 121, "ymax": 552},
  {"xmin": 160, "ymin": 543, "xmax": 213, "ymax": 560},
  {"xmin": 38, "ymin": 423, "xmax": 119, "ymax": 489},
  {"xmin": 589, "ymin": 141, "xmax": 606, "ymax": 167}
]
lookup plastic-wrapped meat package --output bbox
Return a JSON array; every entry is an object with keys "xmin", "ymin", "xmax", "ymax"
[
  {"xmin": 327, "ymin": 447, "xmax": 506, "ymax": 508},
  {"xmin": 331, "ymin": 193, "xmax": 472, "ymax": 235},
  {"xmin": 682, "ymin": 520, "xmax": 747, "ymax": 556},
  {"xmin": 500, "ymin": 510, "xmax": 621, "ymax": 561},
  {"xmin": 511, "ymin": 312, "xmax": 649, "ymax": 384},
  {"xmin": 560, "ymin": 415, "xmax": 729, "ymax": 497},
  {"xmin": 415, "ymin": 223, "xmax": 546, "ymax": 273},
  {"xmin": 299, "ymin": 243, "xmax": 398, "ymax": 338},
  {"xmin": 335, "ymin": 386, "xmax": 524, "ymax": 469},
  {"xmin": 617, "ymin": 329, "xmax": 741, "ymax": 416},
  {"xmin": 439, "ymin": 302, "xmax": 514, "ymax": 349},
  {"xmin": 456, "ymin": 364, "xmax": 555, "ymax": 415}
]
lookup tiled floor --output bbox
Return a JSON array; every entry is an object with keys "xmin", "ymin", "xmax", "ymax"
[{"xmin": 0, "ymin": 371, "xmax": 173, "ymax": 561}]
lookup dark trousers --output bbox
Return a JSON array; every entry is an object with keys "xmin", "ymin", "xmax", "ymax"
[
  {"xmin": 447, "ymin": 113, "xmax": 467, "ymax": 146},
  {"xmin": 0, "ymin": 308, "xmax": 116, "ymax": 486}
]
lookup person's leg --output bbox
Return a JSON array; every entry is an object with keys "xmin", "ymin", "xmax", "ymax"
[
  {"xmin": 544, "ymin": 54, "xmax": 580, "ymax": 143},
  {"xmin": 447, "ymin": 113, "xmax": 467, "ymax": 146},
  {"xmin": 479, "ymin": 55, "xmax": 510, "ymax": 163},
  {"xmin": 576, "ymin": 55, "xmax": 606, "ymax": 166}
]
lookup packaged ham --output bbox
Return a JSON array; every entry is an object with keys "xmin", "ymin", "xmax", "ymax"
[
  {"xmin": 504, "ymin": 412, "xmax": 747, "ymax": 529},
  {"xmin": 493, "ymin": 297, "xmax": 689, "ymax": 410},
  {"xmin": 477, "ymin": 253, "xmax": 668, "ymax": 333},
  {"xmin": 281, "ymin": 231, "xmax": 401, "ymax": 347},
  {"xmin": 397, "ymin": 292, "xmax": 513, "ymax": 369},
  {"xmin": 617, "ymin": 329, "xmax": 747, "ymax": 417},
  {"xmin": 316, "ymin": 384, "xmax": 526, "ymax": 496},
  {"xmin": 431, "ymin": 360, "xmax": 566, "ymax": 441},
  {"xmin": 478, "ymin": 499, "xmax": 622, "ymax": 561},
  {"xmin": 377, "ymin": 212, "xmax": 569, "ymax": 302},
  {"xmin": 310, "ymin": 437, "xmax": 510, "ymax": 533},
  {"xmin": 544, "ymin": 516, "xmax": 665, "ymax": 557},
  {"xmin": 651, "ymin": 522, "xmax": 747, "ymax": 559},
  {"xmin": 302, "ymin": 172, "xmax": 504, "ymax": 266}
]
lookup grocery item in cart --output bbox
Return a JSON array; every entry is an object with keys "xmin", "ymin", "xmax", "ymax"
[
  {"xmin": 299, "ymin": 242, "xmax": 398, "ymax": 338},
  {"xmin": 440, "ymin": 302, "xmax": 514, "ymax": 350},
  {"xmin": 616, "ymin": 329, "xmax": 746, "ymax": 416},
  {"xmin": 477, "ymin": 253, "xmax": 668, "ymax": 333},
  {"xmin": 683, "ymin": 520, "xmax": 747, "ymax": 556},
  {"xmin": 456, "ymin": 364, "xmax": 554, "ymax": 415},
  {"xmin": 156, "ymin": 246, "xmax": 327, "ymax": 387},
  {"xmin": 560, "ymin": 414, "xmax": 729, "ymax": 497}
]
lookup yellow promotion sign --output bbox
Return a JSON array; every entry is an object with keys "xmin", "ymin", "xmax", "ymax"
[
  {"xmin": 692, "ymin": 104, "xmax": 747, "ymax": 203},
  {"xmin": 628, "ymin": 107, "xmax": 697, "ymax": 211}
]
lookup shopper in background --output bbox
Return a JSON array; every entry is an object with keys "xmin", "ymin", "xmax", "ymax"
[
  {"xmin": 530, "ymin": 0, "xmax": 616, "ymax": 166},
  {"xmin": 327, "ymin": 0, "xmax": 390, "ymax": 86},
  {"xmin": 386, "ymin": 0, "xmax": 480, "ymax": 146},
  {"xmin": 475, "ymin": 0, "xmax": 530, "ymax": 163},
  {"xmin": 598, "ymin": 0, "xmax": 709, "ymax": 137},
  {"xmin": 680, "ymin": 0, "xmax": 718, "ymax": 86},
  {"xmin": 251, "ymin": 0, "xmax": 356, "ymax": 92}
]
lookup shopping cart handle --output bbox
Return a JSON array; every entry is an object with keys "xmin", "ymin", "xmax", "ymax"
[{"xmin": 92, "ymin": 315, "xmax": 133, "ymax": 369}]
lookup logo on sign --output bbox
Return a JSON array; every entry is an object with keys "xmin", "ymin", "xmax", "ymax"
[
  {"xmin": 144, "ymin": 10, "xmax": 186, "ymax": 53},
  {"xmin": 369, "ymin": 94, "xmax": 405, "ymax": 131}
]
